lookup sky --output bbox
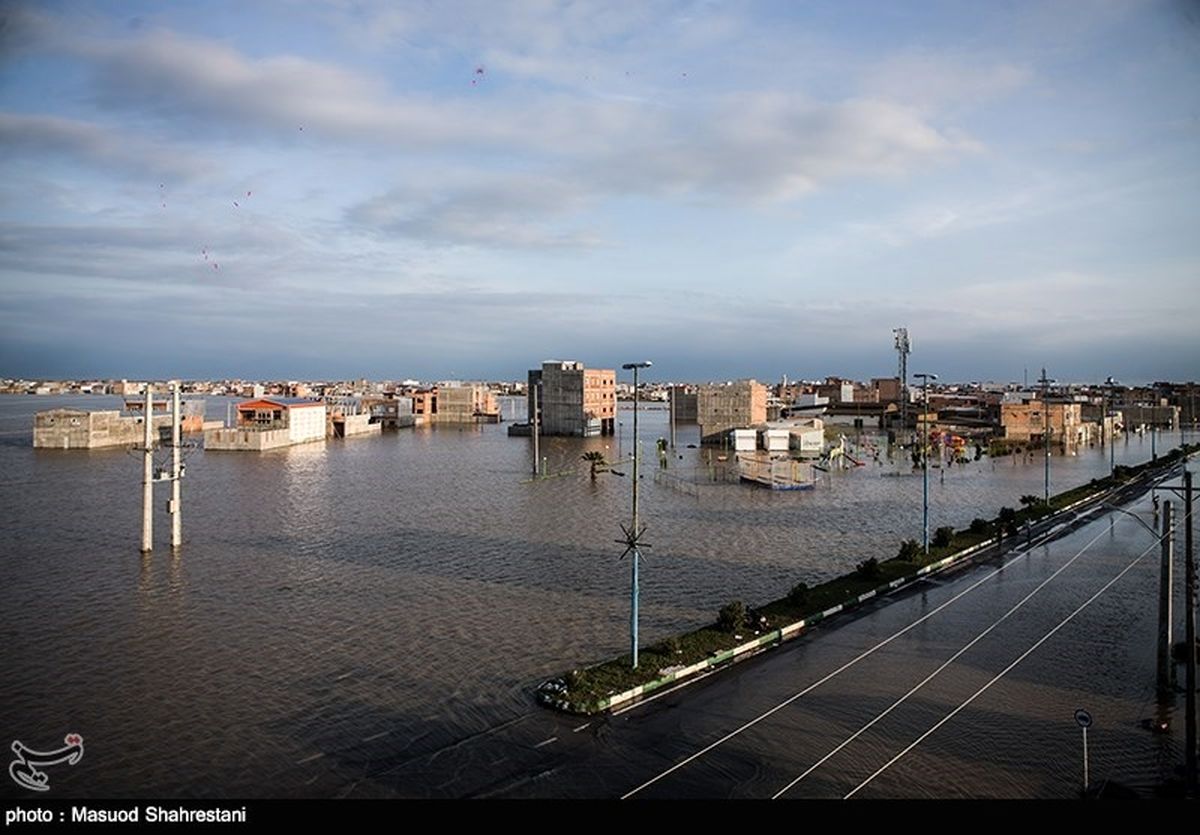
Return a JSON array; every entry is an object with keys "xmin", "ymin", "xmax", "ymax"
[{"xmin": 1, "ymin": 0, "xmax": 1198, "ymax": 384}]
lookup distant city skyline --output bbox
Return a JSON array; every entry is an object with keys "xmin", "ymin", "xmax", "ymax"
[{"xmin": 2, "ymin": 2, "xmax": 1198, "ymax": 383}]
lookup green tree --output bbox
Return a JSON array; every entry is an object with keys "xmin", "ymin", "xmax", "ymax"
[
  {"xmin": 998, "ymin": 506, "xmax": 1018, "ymax": 538},
  {"xmin": 787, "ymin": 582, "xmax": 810, "ymax": 607},
  {"xmin": 856, "ymin": 557, "xmax": 880, "ymax": 579},
  {"xmin": 933, "ymin": 526, "xmax": 955, "ymax": 548},
  {"xmin": 718, "ymin": 600, "xmax": 746, "ymax": 633},
  {"xmin": 581, "ymin": 451, "xmax": 609, "ymax": 481}
]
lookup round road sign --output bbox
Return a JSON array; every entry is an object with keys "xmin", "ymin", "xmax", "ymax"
[{"xmin": 1074, "ymin": 708, "xmax": 1093, "ymax": 728}]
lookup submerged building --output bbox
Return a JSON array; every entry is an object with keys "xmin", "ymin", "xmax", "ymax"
[
  {"xmin": 697, "ymin": 380, "xmax": 768, "ymax": 445},
  {"xmin": 204, "ymin": 397, "xmax": 326, "ymax": 451},
  {"xmin": 1000, "ymin": 398, "xmax": 1097, "ymax": 453},
  {"xmin": 437, "ymin": 383, "xmax": 500, "ymax": 424},
  {"xmin": 33, "ymin": 409, "xmax": 171, "ymax": 449},
  {"xmin": 527, "ymin": 360, "xmax": 616, "ymax": 437}
]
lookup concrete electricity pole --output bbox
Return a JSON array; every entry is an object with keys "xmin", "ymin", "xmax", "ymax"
[
  {"xmin": 141, "ymin": 383, "xmax": 154, "ymax": 553},
  {"xmin": 531, "ymin": 382, "xmax": 540, "ymax": 478},
  {"xmin": 1106, "ymin": 376, "xmax": 1120, "ymax": 474},
  {"xmin": 1186, "ymin": 469, "xmax": 1197, "ymax": 794},
  {"xmin": 1158, "ymin": 501, "xmax": 1174, "ymax": 696},
  {"xmin": 1040, "ymin": 369, "xmax": 1055, "ymax": 504},
  {"xmin": 1160, "ymin": 461, "xmax": 1198, "ymax": 795},
  {"xmin": 170, "ymin": 380, "xmax": 182, "ymax": 549},
  {"xmin": 914, "ymin": 372, "xmax": 937, "ymax": 553}
]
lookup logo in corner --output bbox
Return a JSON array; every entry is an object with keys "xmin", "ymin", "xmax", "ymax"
[{"xmin": 9, "ymin": 734, "xmax": 84, "ymax": 792}]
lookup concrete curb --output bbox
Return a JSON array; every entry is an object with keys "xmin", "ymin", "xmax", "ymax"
[{"xmin": 543, "ymin": 452, "xmax": 1191, "ymax": 715}]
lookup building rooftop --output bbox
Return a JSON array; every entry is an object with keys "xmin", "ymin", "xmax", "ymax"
[{"xmin": 238, "ymin": 397, "xmax": 324, "ymax": 408}]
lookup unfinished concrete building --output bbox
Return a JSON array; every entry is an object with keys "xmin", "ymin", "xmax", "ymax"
[
  {"xmin": 697, "ymin": 380, "xmax": 768, "ymax": 445},
  {"xmin": 33, "ymin": 409, "xmax": 171, "ymax": 449},
  {"xmin": 1000, "ymin": 399, "xmax": 1093, "ymax": 453},
  {"xmin": 527, "ymin": 360, "xmax": 616, "ymax": 437},
  {"xmin": 670, "ymin": 385, "xmax": 699, "ymax": 422},
  {"xmin": 437, "ymin": 383, "xmax": 500, "ymax": 424}
]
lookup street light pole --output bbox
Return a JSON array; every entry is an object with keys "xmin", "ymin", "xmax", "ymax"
[
  {"xmin": 621, "ymin": 361, "xmax": 652, "ymax": 669},
  {"xmin": 914, "ymin": 372, "xmax": 937, "ymax": 553},
  {"xmin": 1039, "ymin": 369, "xmax": 1055, "ymax": 505}
]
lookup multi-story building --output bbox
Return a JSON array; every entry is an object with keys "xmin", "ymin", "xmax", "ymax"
[
  {"xmin": 697, "ymin": 380, "xmax": 768, "ymax": 445},
  {"xmin": 1155, "ymin": 381, "xmax": 1199, "ymax": 428},
  {"xmin": 437, "ymin": 383, "xmax": 500, "ymax": 423},
  {"xmin": 669, "ymin": 385, "xmax": 699, "ymax": 423},
  {"xmin": 873, "ymin": 377, "xmax": 903, "ymax": 404},
  {"xmin": 1000, "ymin": 398, "xmax": 1093, "ymax": 453},
  {"xmin": 33, "ymin": 409, "xmax": 171, "ymax": 449},
  {"xmin": 205, "ymin": 397, "xmax": 326, "ymax": 451},
  {"xmin": 409, "ymin": 389, "xmax": 437, "ymax": 421},
  {"xmin": 527, "ymin": 361, "xmax": 616, "ymax": 437}
]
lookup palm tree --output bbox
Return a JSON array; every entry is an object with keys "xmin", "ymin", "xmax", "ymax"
[{"xmin": 581, "ymin": 451, "xmax": 609, "ymax": 481}]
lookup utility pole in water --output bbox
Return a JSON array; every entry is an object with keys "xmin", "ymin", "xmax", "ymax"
[
  {"xmin": 1039, "ymin": 369, "xmax": 1055, "ymax": 505},
  {"xmin": 170, "ymin": 381, "xmax": 182, "ymax": 550},
  {"xmin": 530, "ymin": 383, "xmax": 540, "ymax": 478},
  {"xmin": 914, "ymin": 372, "xmax": 937, "ymax": 553},
  {"xmin": 141, "ymin": 383, "xmax": 154, "ymax": 553}
]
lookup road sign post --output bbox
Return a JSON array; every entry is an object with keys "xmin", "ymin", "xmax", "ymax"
[{"xmin": 1075, "ymin": 708, "xmax": 1092, "ymax": 794}]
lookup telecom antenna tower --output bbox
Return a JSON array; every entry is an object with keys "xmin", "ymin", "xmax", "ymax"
[{"xmin": 893, "ymin": 327, "xmax": 910, "ymax": 439}]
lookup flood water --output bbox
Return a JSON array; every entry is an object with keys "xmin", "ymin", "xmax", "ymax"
[{"xmin": 0, "ymin": 393, "xmax": 1190, "ymax": 797}]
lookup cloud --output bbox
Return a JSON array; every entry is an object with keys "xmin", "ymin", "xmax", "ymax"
[
  {"xmin": 587, "ymin": 93, "xmax": 977, "ymax": 203},
  {"xmin": 343, "ymin": 93, "xmax": 978, "ymax": 247},
  {"xmin": 348, "ymin": 174, "xmax": 605, "ymax": 249},
  {"xmin": 27, "ymin": 17, "xmax": 977, "ymax": 189},
  {"xmin": 861, "ymin": 53, "xmax": 1032, "ymax": 111},
  {"xmin": 0, "ymin": 113, "xmax": 211, "ymax": 180}
]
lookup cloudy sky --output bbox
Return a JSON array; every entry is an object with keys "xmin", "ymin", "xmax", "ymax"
[{"xmin": 1, "ymin": 1, "xmax": 1197, "ymax": 384}]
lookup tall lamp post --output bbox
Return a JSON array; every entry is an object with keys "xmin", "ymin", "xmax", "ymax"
[
  {"xmin": 1039, "ymin": 368, "xmax": 1055, "ymax": 504},
  {"xmin": 914, "ymin": 372, "xmax": 937, "ymax": 553},
  {"xmin": 620, "ymin": 361, "xmax": 652, "ymax": 669},
  {"xmin": 1105, "ymin": 376, "xmax": 1120, "ymax": 474}
]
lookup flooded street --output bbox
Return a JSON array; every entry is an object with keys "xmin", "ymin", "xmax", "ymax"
[{"xmin": 0, "ymin": 393, "xmax": 1191, "ymax": 797}]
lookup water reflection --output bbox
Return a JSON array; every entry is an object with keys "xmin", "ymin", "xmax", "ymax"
[{"xmin": 0, "ymin": 392, "xmax": 1192, "ymax": 798}]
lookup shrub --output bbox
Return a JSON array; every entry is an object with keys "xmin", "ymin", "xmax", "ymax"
[
  {"xmin": 932, "ymin": 526, "xmax": 954, "ymax": 548},
  {"xmin": 998, "ymin": 506, "xmax": 1017, "ymax": 537},
  {"xmin": 856, "ymin": 557, "xmax": 880, "ymax": 579},
  {"xmin": 787, "ymin": 582, "xmax": 809, "ymax": 607},
  {"xmin": 969, "ymin": 517, "xmax": 990, "ymax": 535},
  {"xmin": 654, "ymin": 636, "xmax": 682, "ymax": 656},
  {"xmin": 718, "ymin": 600, "xmax": 746, "ymax": 633},
  {"xmin": 897, "ymin": 539, "xmax": 921, "ymax": 561},
  {"xmin": 1019, "ymin": 494, "xmax": 1042, "ymax": 508}
]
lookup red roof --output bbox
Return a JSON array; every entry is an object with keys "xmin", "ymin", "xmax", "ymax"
[{"xmin": 236, "ymin": 398, "xmax": 324, "ymax": 410}]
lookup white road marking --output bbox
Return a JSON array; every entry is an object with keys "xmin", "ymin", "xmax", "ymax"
[
  {"xmin": 773, "ymin": 524, "xmax": 1111, "ymax": 798},
  {"xmin": 534, "ymin": 736, "xmax": 558, "ymax": 749},
  {"xmin": 622, "ymin": 518, "xmax": 1116, "ymax": 799},
  {"xmin": 843, "ymin": 535, "xmax": 1159, "ymax": 799}
]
